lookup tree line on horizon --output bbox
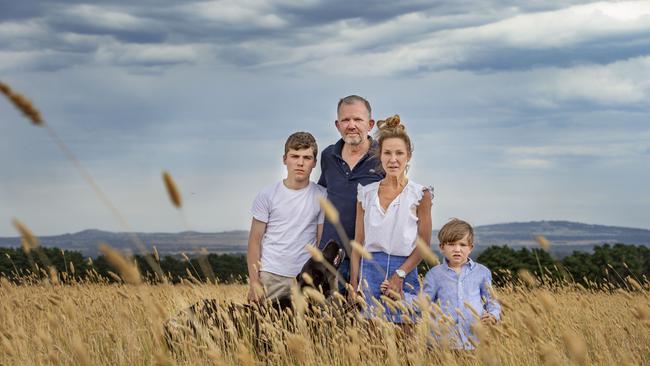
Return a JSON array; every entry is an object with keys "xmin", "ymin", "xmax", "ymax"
[{"xmin": 0, "ymin": 243, "xmax": 648, "ymax": 289}]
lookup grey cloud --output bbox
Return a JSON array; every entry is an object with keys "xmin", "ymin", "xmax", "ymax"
[
  {"xmin": 0, "ymin": 1, "xmax": 46, "ymax": 21},
  {"xmin": 3, "ymin": 0, "xmax": 647, "ymax": 74},
  {"xmin": 450, "ymin": 37, "xmax": 650, "ymax": 72}
]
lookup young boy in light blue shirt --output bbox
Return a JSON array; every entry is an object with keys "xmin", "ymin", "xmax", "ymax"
[{"xmin": 382, "ymin": 218, "xmax": 500, "ymax": 349}]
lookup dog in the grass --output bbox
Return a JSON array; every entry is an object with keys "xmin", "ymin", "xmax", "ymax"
[{"xmin": 163, "ymin": 240, "xmax": 352, "ymax": 351}]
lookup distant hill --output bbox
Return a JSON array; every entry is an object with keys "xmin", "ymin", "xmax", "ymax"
[
  {"xmin": 0, "ymin": 221, "xmax": 648, "ymax": 257},
  {"xmin": 464, "ymin": 220, "xmax": 650, "ymax": 256},
  {"xmin": 0, "ymin": 229, "xmax": 250, "ymax": 257}
]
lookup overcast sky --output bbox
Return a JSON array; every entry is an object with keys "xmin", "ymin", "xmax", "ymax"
[{"xmin": 1, "ymin": 0, "xmax": 649, "ymax": 237}]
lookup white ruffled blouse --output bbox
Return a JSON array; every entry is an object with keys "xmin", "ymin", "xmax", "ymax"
[{"xmin": 357, "ymin": 180, "xmax": 432, "ymax": 256}]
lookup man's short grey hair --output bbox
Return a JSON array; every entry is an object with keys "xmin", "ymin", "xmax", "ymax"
[{"xmin": 337, "ymin": 95, "xmax": 371, "ymax": 118}]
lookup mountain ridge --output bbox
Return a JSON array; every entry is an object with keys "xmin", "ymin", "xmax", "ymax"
[{"xmin": 1, "ymin": 220, "xmax": 648, "ymax": 257}]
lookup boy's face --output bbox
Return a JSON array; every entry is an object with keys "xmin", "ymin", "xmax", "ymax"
[
  {"xmin": 439, "ymin": 233, "xmax": 473, "ymax": 268},
  {"xmin": 283, "ymin": 147, "xmax": 316, "ymax": 182}
]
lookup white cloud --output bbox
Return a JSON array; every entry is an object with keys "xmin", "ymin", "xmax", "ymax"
[
  {"xmin": 469, "ymin": 1, "xmax": 650, "ymax": 48},
  {"xmin": 509, "ymin": 158, "xmax": 554, "ymax": 169},
  {"xmin": 0, "ymin": 50, "xmax": 36, "ymax": 70},
  {"xmin": 507, "ymin": 142, "xmax": 648, "ymax": 159},
  {"xmin": 532, "ymin": 56, "xmax": 650, "ymax": 105},
  {"xmin": 292, "ymin": 1, "xmax": 650, "ymax": 76},
  {"xmin": 0, "ymin": 20, "xmax": 47, "ymax": 39},
  {"xmin": 63, "ymin": 4, "xmax": 155, "ymax": 31}
]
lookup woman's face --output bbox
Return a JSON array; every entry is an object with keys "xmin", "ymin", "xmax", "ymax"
[{"xmin": 380, "ymin": 137, "xmax": 410, "ymax": 178}]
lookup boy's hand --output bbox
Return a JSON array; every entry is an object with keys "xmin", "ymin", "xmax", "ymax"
[
  {"xmin": 247, "ymin": 282, "xmax": 265, "ymax": 304},
  {"xmin": 481, "ymin": 312, "xmax": 497, "ymax": 326}
]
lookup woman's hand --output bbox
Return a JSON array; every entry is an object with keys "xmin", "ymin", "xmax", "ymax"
[
  {"xmin": 346, "ymin": 281, "xmax": 359, "ymax": 303},
  {"xmin": 386, "ymin": 273, "xmax": 405, "ymax": 299},
  {"xmin": 380, "ymin": 280, "xmax": 401, "ymax": 300}
]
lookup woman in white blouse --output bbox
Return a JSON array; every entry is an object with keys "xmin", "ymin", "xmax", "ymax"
[{"xmin": 349, "ymin": 115, "xmax": 433, "ymax": 322}]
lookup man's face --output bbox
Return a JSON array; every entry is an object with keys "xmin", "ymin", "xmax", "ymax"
[
  {"xmin": 335, "ymin": 101, "xmax": 374, "ymax": 146},
  {"xmin": 439, "ymin": 233, "xmax": 474, "ymax": 268},
  {"xmin": 283, "ymin": 148, "xmax": 316, "ymax": 182}
]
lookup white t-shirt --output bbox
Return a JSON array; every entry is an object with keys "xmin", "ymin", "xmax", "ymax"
[
  {"xmin": 357, "ymin": 180, "xmax": 431, "ymax": 256},
  {"xmin": 251, "ymin": 180, "xmax": 327, "ymax": 277}
]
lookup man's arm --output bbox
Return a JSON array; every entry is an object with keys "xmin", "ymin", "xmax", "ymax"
[
  {"xmin": 317, "ymin": 154, "xmax": 327, "ymax": 187},
  {"xmin": 247, "ymin": 218, "xmax": 267, "ymax": 303}
]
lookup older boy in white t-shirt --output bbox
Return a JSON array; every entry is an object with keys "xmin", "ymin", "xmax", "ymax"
[{"xmin": 247, "ymin": 132, "xmax": 327, "ymax": 303}]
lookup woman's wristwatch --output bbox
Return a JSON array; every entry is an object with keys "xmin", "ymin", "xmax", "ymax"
[{"xmin": 395, "ymin": 269, "xmax": 406, "ymax": 279}]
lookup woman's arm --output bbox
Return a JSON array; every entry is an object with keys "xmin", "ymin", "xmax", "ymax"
[
  {"xmin": 387, "ymin": 189, "xmax": 433, "ymax": 293},
  {"xmin": 350, "ymin": 201, "xmax": 365, "ymax": 295}
]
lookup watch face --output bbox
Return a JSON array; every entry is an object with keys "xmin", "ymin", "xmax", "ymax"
[{"xmin": 396, "ymin": 269, "xmax": 406, "ymax": 278}]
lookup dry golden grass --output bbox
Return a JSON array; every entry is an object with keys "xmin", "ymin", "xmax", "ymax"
[
  {"xmin": 2, "ymin": 80, "xmax": 648, "ymax": 365},
  {"xmin": 0, "ymin": 280, "xmax": 648, "ymax": 366}
]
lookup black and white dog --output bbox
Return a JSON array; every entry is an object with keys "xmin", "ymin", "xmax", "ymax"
[{"xmin": 163, "ymin": 240, "xmax": 350, "ymax": 352}]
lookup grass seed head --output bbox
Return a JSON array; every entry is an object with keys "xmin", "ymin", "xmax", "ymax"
[
  {"xmin": 305, "ymin": 244, "xmax": 324, "ymax": 262},
  {"xmin": 98, "ymin": 243, "xmax": 142, "ymax": 285},
  {"xmin": 562, "ymin": 331, "xmax": 588, "ymax": 366},
  {"xmin": 539, "ymin": 343, "xmax": 562, "ymax": 366},
  {"xmin": 535, "ymin": 235, "xmax": 551, "ymax": 251},
  {"xmin": 286, "ymin": 334, "xmax": 308, "ymax": 363},
  {"xmin": 351, "ymin": 240, "xmax": 372, "ymax": 260},
  {"xmin": 0, "ymin": 81, "xmax": 43, "ymax": 125},
  {"xmin": 537, "ymin": 290, "xmax": 556, "ymax": 312},
  {"xmin": 319, "ymin": 197, "xmax": 339, "ymax": 223},
  {"xmin": 301, "ymin": 272, "xmax": 314, "ymax": 286},
  {"xmin": 303, "ymin": 287, "xmax": 326, "ymax": 306},
  {"xmin": 416, "ymin": 236, "xmax": 439, "ymax": 265},
  {"xmin": 162, "ymin": 171, "xmax": 182, "ymax": 208},
  {"xmin": 518, "ymin": 269, "xmax": 538, "ymax": 287},
  {"xmin": 626, "ymin": 276, "xmax": 643, "ymax": 291},
  {"xmin": 153, "ymin": 246, "xmax": 160, "ymax": 263},
  {"xmin": 632, "ymin": 304, "xmax": 649, "ymax": 321},
  {"xmin": 71, "ymin": 335, "xmax": 92, "ymax": 366},
  {"xmin": 12, "ymin": 219, "xmax": 40, "ymax": 251}
]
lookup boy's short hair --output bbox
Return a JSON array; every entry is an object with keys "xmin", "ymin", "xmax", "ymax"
[
  {"xmin": 438, "ymin": 218, "xmax": 474, "ymax": 246},
  {"xmin": 284, "ymin": 132, "xmax": 318, "ymax": 159}
]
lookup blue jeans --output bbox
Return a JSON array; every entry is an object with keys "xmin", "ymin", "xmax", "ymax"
[{"xmin": 360, "ymin": 251, "xmax": 419, "ymax": 323}]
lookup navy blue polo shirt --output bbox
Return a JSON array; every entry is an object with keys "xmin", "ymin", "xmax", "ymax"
[{"xmin": 318, "ymin": 138, "xmax": 384, "ymax": 247}]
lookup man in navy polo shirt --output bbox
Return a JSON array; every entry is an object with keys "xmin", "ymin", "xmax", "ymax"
[{"xmin": 318, "ymin": 95, "xmax": 384, "ymax": 293}]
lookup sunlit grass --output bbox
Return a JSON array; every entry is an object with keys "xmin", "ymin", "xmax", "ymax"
[{"xmin": 0, "ymin": 278, "xmax": 647, "ymax": 365}]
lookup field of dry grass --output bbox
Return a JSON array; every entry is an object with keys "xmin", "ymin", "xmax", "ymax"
[
  {"xmin": 1, "ymin": 280, "xmax": 648, "ymax": 366},
  {"xmin": 1, "ymin": 81, "xmax": 649, "ymax": 366}
]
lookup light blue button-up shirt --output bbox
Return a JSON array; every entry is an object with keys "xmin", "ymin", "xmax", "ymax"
[{"xmin": 405, "ymin": 258, "xmax": 500, "ymax": 349}]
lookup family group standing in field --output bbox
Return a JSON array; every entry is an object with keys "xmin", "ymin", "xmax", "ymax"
[{"xmin": 246, "ymin": 95, "xmax": 500, "ymax": 350}]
